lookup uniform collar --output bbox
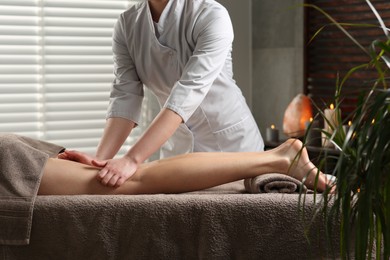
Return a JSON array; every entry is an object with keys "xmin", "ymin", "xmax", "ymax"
[{"xmin": 146, "ymin": 0, "xmax": 176, "ymax": 38}]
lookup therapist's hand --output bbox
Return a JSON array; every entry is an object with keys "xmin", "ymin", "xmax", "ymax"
[
  {"xmin": 58, "ymin": 150, "xmax": 96, "ymax": 166},
  {"xmin": 92, "ymin": 157, "xmax": 138, "ymax": 187}
]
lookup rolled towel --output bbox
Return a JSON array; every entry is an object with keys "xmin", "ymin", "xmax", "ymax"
[{"xmin": 244, "ymin": 173, "xmax": 310, "ymax": 194}]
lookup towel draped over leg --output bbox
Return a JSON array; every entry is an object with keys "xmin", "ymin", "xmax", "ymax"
[{"xmin": 0, "ymin": 134, "xmax": 64, "ymax": 245}]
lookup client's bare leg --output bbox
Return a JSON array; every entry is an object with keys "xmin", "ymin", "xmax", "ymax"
[{"xmin": 38, "ymin": 139, "xmax": 330, "ymax": 195}]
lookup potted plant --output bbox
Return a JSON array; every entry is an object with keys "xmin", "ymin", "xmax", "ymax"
[{"xmin": 303, "ymin": 1, "xmax": 389, "ymax": 259}]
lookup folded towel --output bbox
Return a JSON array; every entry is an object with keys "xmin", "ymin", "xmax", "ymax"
[
  {"xmin": 244, "ymin": 173, "xmax": 309, "ymax": 194},
  {"xmin": 0, "ymin": 134, "xmax": 64, "ymax": 245}
]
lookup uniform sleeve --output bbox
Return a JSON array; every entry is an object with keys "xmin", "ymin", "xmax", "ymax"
[
  {"xmin": 163, "ymin": 7, "xmax": 234, "ymax": 122},
  {"xmin": 106, "ymin": 14, "xmax": 144, "ymax": 125}
]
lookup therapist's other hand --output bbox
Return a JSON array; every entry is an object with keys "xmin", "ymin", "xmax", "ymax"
[
  {"xmin": 58, "ymin": 150, "xmax": 96, "ymax": 166},
  {"xmin": 92, "ymin": 157, "xmax": 138, "ymax": 187}
]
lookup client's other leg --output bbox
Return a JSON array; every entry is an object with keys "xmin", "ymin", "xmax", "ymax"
[
  {"xmin": 38, "ymin": 139, "xmax": 329, "ymax": 195},
  {"xmin": 131, "ymin": 139, "xmax": 328, "ymax": 194}
]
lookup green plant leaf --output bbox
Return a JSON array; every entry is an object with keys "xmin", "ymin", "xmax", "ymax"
[{"xmin": 366, "ymin": 0, "xmax": 389, "ymax": 38}]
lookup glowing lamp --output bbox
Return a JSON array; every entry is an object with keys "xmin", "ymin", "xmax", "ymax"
[{"xmin": 283, "ymin": 94, "xmax": 313, "ymax": 137}]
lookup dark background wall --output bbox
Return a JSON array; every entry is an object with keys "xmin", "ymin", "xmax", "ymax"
[{"xmin": 251, "ymin": 0, "xmax": 305, "ymax": 137}]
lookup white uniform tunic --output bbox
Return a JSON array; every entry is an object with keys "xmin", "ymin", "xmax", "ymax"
[{"xmin": 107, "ymin": 0, "xmax": 264, "ymax": 157}]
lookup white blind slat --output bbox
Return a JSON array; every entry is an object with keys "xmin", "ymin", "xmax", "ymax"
[
  {"xmin": 0, "ymin": 6, "xmax": 39, "ymax": 16},
  {"xmin": 0, "ymin": 113, "xmax": 40, "ymax": 123},
  {"xmin": 44, "ymin": 1, "xmax": 129, "ymax": 10},
  {"xmin": 45, "ymin": 102, "xmax": 108, "ymax": 112},
  {"xmin": 45, "ymin": 65, "xmax": 112, "ymax": 74},
  {"xmin": 46, "ymin": 111, "xmax": 105, "ymax": 121},
  {"xmin": 44, "ymin": 17, "xmax": 116, "ymax": 28},
  {"xmin": 0, "ymin": 65, "xmax": 39, "ymax": 74},
  {"xmin": 0, "ymin": 84, "xmax": 38, "ymax": 93},
  {"xmin": 0, "ymin": 122, "xmax": 40, "ymax": 132},
  {"xmin": 0, "ymin": 0, "xmax": 37, "ymax": 7},
  {"xmin": 0, "ymin": 93, "xmax": 40, "ymax": 103},
  {"xmin": 45, "ymin": 92, "xmax": 109, "ymax": 102},
  {"xmin": 0, "ymin": 36, "xmax": 39, "ymax": 45},
  {"xmin": 44, "ymin": 8, "xmax": 121, "ymax": 19},
  {"xmin": 46, "ymin": 120, "xmax": 105, "ymax": 131},
  {"xmin": 44, "ymin": 37, "xmax": 112, "ymax": 46},
  {"xmin": 0, "ymin": 104, "xmax": 39, "ymax": 112},
  {"xmin": 0, "ymin": 16, "xmax": 39, "ymax": 26},
  {"xmin": 45, "ymin": 27, "xmax": 112, "ymax": 37},
  {"xmin": 45, "ymin": 46, "xmax": 112, "ymax": 56},
  {"xmin": 0, "ymin": 75, "xmax": 39, "ymax": 84},
  {"xmin": 0, "ymin": 55, "xmax": 39, "ymax": 65},
  {"xmin": 0, "ymin": 46, "xmax": 39, "ymax": 55},
  {"xmin": 0, "ymin": 26, "xmax": 40, "ymax": 36},
  {"xmin": 44, "ymin": 55, "xmax": 112, "ymax": 64},
  {"xmin": 46, "ymin": 129, "xmax": 104, "ymax": 140},
  {"xmin": 45, "ymin": 83, "xmax": 110, "ymax": 92},
  {"xmin": 45, "ymin": 75, "xmax": 113, "ymax": 84}
]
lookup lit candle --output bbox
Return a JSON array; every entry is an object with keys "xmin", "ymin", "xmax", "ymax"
[
  {"xmin": 322, "ymin": 104, "xmax": 340, "ymax": 148},
  {"xmin": 266, "ymin": 124, "xmax": 279, "ymax": 143},
  {"xmin": 323, "ymin": 104, "xmax": 339, "ymax": 132},
  {"xmin": 343, "ymin": 120, "xmax": 352, "ymax": 134},
  {"xmin": 305, "ymin": 117, "xmax": 314, "ymax": 131}
]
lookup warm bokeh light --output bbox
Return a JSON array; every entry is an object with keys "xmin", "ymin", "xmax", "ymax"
[
  {"xmin": 330, "ymin": 103, "xmax": 334, "ymax": 110},
  {"xmin": 271, "ymin": 124, "xmax": 275, "ymax": 129},
  {"xmin": 348, "ymin": 121, "xmax": 352, "ymax": 126}
]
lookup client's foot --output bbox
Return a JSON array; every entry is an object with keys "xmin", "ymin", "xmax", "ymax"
[{"xmin": 274, "ymin": 139, "xmax": 333, "ymax": 192}]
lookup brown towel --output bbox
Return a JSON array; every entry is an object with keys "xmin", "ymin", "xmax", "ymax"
[
  {"xmin": 0, "ymin": 134, "xmax": 64, "ymax": 245},
  {"xmin": 244, "ymin": 173, "xmax": 309, "ymax": 193}
]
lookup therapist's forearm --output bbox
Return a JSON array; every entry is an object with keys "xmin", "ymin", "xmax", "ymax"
[
  {"xmin": 96, "ymin": 117, "xmax": 136, "ymax": 160},
  {"xmin": 125, "ymin": 108, "xmax": 183, "ymax": 164}
]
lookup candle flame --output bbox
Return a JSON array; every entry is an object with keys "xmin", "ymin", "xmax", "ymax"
[
  {"xmin": 348, "ymin": 121, "xmax": 352, "ymax": 126},
  {"xmin": 371, "ymin": 119, "xmax": 375, "ymax": 124},
  {"xmin": 330, "ymin": 103, "xmax": 334, "ymax": 110},
  {"xmin": 309, "ymin": 117, "xmax": 313, "ymax": 122},
  {"xmin": 271, "ymin": 124, "xmax": 275, "ymax": 129}
]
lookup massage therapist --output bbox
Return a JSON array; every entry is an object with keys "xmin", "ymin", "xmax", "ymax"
[{"xmin": 63, "ymin": 0, "xmax": 264, "ymax": 187}]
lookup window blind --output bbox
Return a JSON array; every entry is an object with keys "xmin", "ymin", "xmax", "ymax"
[
  {"xmin": 0, "ymin": 0, "xmax": 151, "ymax": 156},
  {"xmin": 305, "ymin": 0, "xmax": 390, "ymax": 117}
]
